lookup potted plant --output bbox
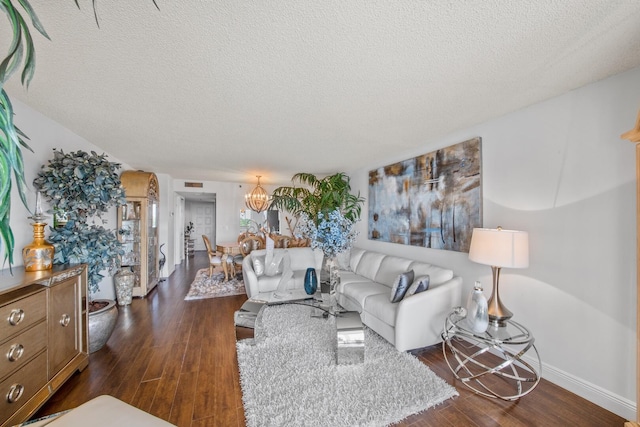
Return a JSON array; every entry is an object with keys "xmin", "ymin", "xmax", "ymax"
[
  {"xmin": 34, "ymin": 149, "xmax": 126, "ymax": 352},
  {"xmin": 271, "ymin": 173, "xmax": 365, "ymax": 292}
]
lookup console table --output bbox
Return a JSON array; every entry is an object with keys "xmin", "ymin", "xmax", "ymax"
[{"xmin": 441, "ymin": 307, "xmax": 541, "ymax": 401}]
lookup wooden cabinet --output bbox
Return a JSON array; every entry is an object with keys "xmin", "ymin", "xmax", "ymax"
[
  {"xmin": 0, "ymin": 264, "xmax": 88, "ymax": 427},
  {"xmin": 119, "ymin": 171, "xmax": 160, "ymax": 297}
]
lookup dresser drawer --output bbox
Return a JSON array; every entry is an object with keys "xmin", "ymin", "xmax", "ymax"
[
  {"xmin": 0, "ymin": 292, "xmax": 46, "ymax": 340},
  {"xmin": 0, "ymin": 351, "xmax": 47, "ymax": 421},
  {"xmin": 0, "ymin": 321, "xmax": 47, "ymax": 381}
]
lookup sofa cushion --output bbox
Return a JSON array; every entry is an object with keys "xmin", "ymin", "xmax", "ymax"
[
  {"xmin": 365, "ymin": 292, "xmax": 399, "ymax": 327},
  {"xmin": 348, "ymin": 247, "xmax": 367, "ymax": 271},
  {"xmin": 405, "ymin": 275, "xmax": 430, "ymax": 297},
  {"xmin": 354, "ymin": 252, "xmax": 387, "ymax": 281},
  {"xmin": 390, "ymin": 270, "xmax": 414, "ymax": 303},
  {"xmin": 375, "ymin": 256, "xmax": 415, "ymax": 287},
  {"xmin": 408, "ymin": 261, "xmax": 453, "ymax": 286},
  {"xmin": 256, "ymin": 270, "xmax": 307, "ymax": 293},
  {"xmin": 288, "ymin": 248, "xmax": 323, "ymax": 271},
  {"xmin": 336, "ymin": 250, "xmax": 351, "ymax": 271},
  {"xmin": 340, "ymin": 281, "xmax": 388, "ymax": 310}
]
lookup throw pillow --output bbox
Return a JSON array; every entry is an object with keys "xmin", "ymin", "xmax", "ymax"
[
  {"xmin": 252, "ymin": 255, "xmax": 266, "ymax": 276},
  {"xmin": 405, "ymin": 275, "xmax": 430, "ymax": 298},
  {"xmin": 265, "ymin": 251, "xmax": 285, "ymax": 276},
  {"xmin": 390, "ymin": 270, "xmax": 415, "ymax": 303}
]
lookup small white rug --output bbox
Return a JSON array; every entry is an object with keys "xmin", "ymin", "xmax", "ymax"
[
  {"xmin": 236, "ymin": 304, "xmax": 458, "ymax": 427},
  {"xmin": 184, "ymin": 268, "xmax": 246, "ymax": 300}
]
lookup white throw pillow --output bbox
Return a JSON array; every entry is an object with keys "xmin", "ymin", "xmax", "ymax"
[
  {"xmin": 390, "ymin": 270, "xmax": 415, "ymax": 303},
  {"xmin": 252, "ymin": 255, "xmax": 266, "ymax": 276},
  {"xmin": 405, "ymin": 275, "xmax": 430, "ymax": 298}
]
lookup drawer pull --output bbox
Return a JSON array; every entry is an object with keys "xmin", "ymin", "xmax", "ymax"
[
  {"xmin": 8, "ymin": 309, "xmax": 25, "ymax": 326},
  {"xmin": 6, "ymin": 383, "xmax": 24, "ymax": 403},
  {"xmin": 6, "ymin": 344, "xmax": 24, "ymax": 362},
  {"xmin": 60, "ymin": 314, "xmax": 71, "ymax": 327}
]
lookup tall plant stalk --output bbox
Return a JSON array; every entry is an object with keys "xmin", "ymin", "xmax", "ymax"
[
  {"xmin": 0, "ymin": 0, "xmax": 157, "ymax": 265},
  {"xmin": 0, "ymin": 0, "xmax": 49, "ymax": 264}
]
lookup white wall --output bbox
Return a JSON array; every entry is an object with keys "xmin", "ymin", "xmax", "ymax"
[
  {"xmin": 156, "ymin": 173, "xmax": 175, "ymax": 278},
  {"xmin": 2, "ymin": 99, "xmax": 135, "ymax": 300},
  {"xmin": 349, "ymin": 66, "xmax": 640, "ymax": 419}
]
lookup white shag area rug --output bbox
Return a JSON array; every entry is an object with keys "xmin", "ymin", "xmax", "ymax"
[
  {"xmin": 184, "ymin": 268, "xmax": 246, "ymax": 300},
  {"xmin": 236, "ymin": 304, "xmax": 458, "ymax": 427}
]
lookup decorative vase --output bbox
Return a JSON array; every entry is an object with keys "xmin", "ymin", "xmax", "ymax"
[
  {"xmin": 320, "ymin": 256, "xmax": 340, "ymax": 295},
  {"xmin": 304, "ymin": 267, "xmax": 318, "ymax": 295},
  {"xmin": 466, "ymin": 281, "xmax": 489, "ymax": 334},
  {"xmin": 88, "ymin": 299, "xmax": 118, "ymax": 353},
  {"xmin": 114, "ymin": 268, "xmax": 136, "ymax": 306},
  {"xmin": 22, "ymin": 222, "xmax": 55, "ymax": 271}
]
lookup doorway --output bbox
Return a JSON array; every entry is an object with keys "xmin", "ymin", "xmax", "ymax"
[{"xmin": 186, "ymin": 200, "xmax": 216, "ymax": 251}]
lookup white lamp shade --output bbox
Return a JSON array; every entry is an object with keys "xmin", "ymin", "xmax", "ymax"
[{"xmin": 468, "ymin": 227, "xmax": 529, "ymax": 268}]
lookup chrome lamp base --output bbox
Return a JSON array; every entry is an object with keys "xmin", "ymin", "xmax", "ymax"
[{"xmin": 488, "ymin": 266, "xmax": 512, "ymax": 328}]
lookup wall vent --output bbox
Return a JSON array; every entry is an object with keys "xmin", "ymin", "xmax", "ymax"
[{"xmin": 184, "ymin": 182, "xmax": 203, "ymax": 188}]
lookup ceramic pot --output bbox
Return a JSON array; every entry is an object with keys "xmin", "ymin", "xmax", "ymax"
[{"xmin": 88, "ymin": 299, "xmax": 118, "ymax": 353}]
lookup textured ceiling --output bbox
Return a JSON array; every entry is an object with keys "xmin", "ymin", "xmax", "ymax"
[{"xmin": 4, "ymin": 1, "xmax": 640, "ymax": 185}]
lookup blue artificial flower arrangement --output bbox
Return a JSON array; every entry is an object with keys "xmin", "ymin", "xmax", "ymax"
[{"xmin": 297, "ymin": 209, "xmax": 358, "ymax": 257}]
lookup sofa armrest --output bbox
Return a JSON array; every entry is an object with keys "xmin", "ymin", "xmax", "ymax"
[
  {"xmin": 394, "ymin": 276, "xmax": 463, "ymax": 351},
  {"xmin": 242, "ymin": 256, "xmax": 260, "ymax": 298}
]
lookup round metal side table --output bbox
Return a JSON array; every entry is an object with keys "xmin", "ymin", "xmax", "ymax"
[{"xmin": 442, "ymin": 307, "xmax": 541, "ymax": 401}]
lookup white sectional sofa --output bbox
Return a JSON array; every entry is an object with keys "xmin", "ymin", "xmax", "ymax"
[{"xmin": 242, "ymin": 246, "xmax": 462, "ymax": 351}]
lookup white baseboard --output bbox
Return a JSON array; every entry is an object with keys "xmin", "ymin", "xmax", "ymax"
[{"xmin": 522, "ymin": 354, "xmax": 636, "ymax": 421}]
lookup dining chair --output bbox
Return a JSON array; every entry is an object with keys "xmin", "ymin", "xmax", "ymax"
[{"xmin": 202, "ymin": 235, "xmax": 231, "ymax": 277}]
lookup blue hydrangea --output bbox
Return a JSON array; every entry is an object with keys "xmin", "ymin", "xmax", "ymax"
[{"xmin": 297, "ymin": 209, "xmax": 358, "ymax": 257}]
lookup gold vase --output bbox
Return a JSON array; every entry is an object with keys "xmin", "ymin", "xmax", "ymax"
[{"xmin": 22, "ymin": 222, "xmax": 55, "ymax": 271}]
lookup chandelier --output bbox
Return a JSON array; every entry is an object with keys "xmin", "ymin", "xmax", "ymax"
[{"xmin": 245, "ymin": 175, "xmax": 270, "ymax": 213}]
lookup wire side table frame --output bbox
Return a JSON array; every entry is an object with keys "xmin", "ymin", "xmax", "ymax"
[{"xmin": 441, "ymin": 307, "xmax": 542, "ymax": 401}]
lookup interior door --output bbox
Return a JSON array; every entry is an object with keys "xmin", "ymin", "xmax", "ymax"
[{"xmin": 192, "ymin": 201, "xmax": 215, "ymax": 251}]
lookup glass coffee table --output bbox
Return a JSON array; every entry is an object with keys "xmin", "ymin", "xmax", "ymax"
[
  {"xmin": 235, "ymin": 294, "xmax": 365, "ymax": 365},
  {"xmin": 441, "ymin": 307, "xmax": 541, "ymax": 400}
]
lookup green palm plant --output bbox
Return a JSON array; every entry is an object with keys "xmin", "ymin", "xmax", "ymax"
[
  {"xmin": 0, "ymin": 0, "xmax": 50, "ymax": 264},
  {"xmin": 270, "ymin": 172, "xmax": 364, "ymax": 225},
  {"xmin": 0, "ymin": 0, "xmax": 157, "ymax": 265}
]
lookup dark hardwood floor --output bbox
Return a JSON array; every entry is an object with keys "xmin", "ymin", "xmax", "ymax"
[{"xmin": 34, "ymin": 252, "xmax": 625, "ymax": 426}]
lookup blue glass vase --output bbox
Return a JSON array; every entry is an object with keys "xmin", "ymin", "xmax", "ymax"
[{"xmin": 304, "ymin": 267, "xmax": 318, "ymax": 295}]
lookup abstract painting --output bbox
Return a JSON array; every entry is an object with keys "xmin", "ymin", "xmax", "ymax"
[{"xmin": 368, "ymin": 137, "xmax": 482, "ymax": 252}]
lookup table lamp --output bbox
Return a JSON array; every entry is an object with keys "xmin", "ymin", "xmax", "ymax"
[{"xmin": 468, "ymin": 227, "xmax": 529, "ymax": 327}]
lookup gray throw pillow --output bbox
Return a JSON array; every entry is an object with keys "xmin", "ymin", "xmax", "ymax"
[
  {"xmin": 405, "ymin": 275, "xmax": 430, "ymax": 298},
  {"xmin": 252, "ymin": 255, "xmax": 266, "ymax": 276},
  {"xmin": 390, "ymin": 270, "xmax": 415, "ymax": 303}
]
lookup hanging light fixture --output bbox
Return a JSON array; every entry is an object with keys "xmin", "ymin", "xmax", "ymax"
[{"xmin": 245, "ymin": 175, "xmax": 270, "ymax": 213}]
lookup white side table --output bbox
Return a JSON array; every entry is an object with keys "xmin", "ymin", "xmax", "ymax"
[{"xmin": 442, "ymin": 307, "xmax": 541, "ymax": 401}]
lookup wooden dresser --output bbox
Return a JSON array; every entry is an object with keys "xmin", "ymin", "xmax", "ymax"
[{"xmin": 0, "ymin": 264, "xmax": 89, "ymax": 427}]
